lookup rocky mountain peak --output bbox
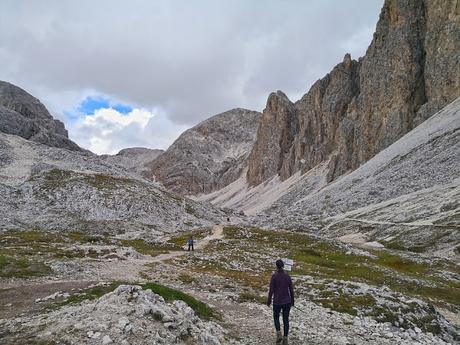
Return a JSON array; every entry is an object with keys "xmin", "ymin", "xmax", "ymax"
[
  {"xmin": 148, "ymin": 108, "xmax": 261, "ymax": 195},
  {"xmin": 0, "ymin": 80, "xmax": 82, "ymax": 151},
  {"xmin": 0, "ymin": 81, "xmax": 53, "ymax": 120},
  {"xmin": 246, "ymin": 0, "xmax": 459, "ymax": 187}
]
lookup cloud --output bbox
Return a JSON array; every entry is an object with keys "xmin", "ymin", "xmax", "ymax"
[
  {"xmin": 67, "ymin": 101, "xmax": 187, "ymax": 154},
  {"xmin": 0, "ymin": 0, "xmax": 383, "ymax": 151}
]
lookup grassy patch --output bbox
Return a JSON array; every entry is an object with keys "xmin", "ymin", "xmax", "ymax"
[
  {"xmin": 84, "ymin": 174, "xmax": 133, "ymax": 190},
  {"xmin": 0, "ymin": 230, "xmax": 89, "ymax": 259},
  {"xmin": 178, "ymin": 273, "xmax": 196, "ymax": 284},
  {"xmin": 316, "ymin": 294, "xmax": 376, "ymax": 316},
  {"xmin": 141, "ymin": 282, "xmax": 218, "ymax": 320},
  {"xmin": 0, "ymin": 254, "xmax": 51, "ymax": 278},
  {"xmin": 168, "ymin": 228, "xmax": 210, "ymax": 248},
  {"xmin": 52, "ymin": 282, "xmax": 121, "ymax": 309},
  {"xmin": 67, "ymin": 232, "xmax": 111, "ymax": 244},
  {"xmin": 52, "ymin": 280, "xmax": 218, "ymax": 321},
  {"xmin": 219, "ymin": 226, "xmax": 460, "ymax": 311},
  {"xmin": 121, "ymin": 239, "xmax": 175, "ymax": 257},
  {"xmin": 238, "ymin": 291, "xmax": 266, "ymax": 304}
]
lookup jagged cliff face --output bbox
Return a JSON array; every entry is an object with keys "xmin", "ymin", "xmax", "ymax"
[
  {"xmin": 246, "ymin": 91, "xmax": 297, "ymax": 184},
  {"xmin": 0, "ymin": 81, "xmax": 82, "ymax": 151},
  {"xmin": 247, "ymin": 0, "xmax": 459, "ymax": 186},
  {"xmin": 148, "ymin": 108, "xmax": 261, "ymax": 195}
]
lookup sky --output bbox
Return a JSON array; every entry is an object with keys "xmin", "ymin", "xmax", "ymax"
[{"xmin": 0, "ymin": 0, "xmax": 383, "ymax": 154}]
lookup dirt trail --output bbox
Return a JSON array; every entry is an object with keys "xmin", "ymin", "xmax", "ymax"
[
  {"xmin": 151, "ymin": 224, "xmax": 224, "ymax": 262},
  {"xmin": 0, "ymin": 225, "xmax": 226, "ymax": 320}
]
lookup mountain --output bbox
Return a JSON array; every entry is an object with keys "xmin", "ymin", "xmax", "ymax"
[
  {"xmin": 0, "ymin": 82, "xmax": 229, "ymax": 238},
  {"xmin": 0, "ymin": 80, "xmax": 82, "ymax": 151},
  {"xmin": 262, "ymin": 96, "xmax": 460, "ymax": 253},
  {"xmin": 247, "ymin": 0, "xmax": 459, "ymax": 186},
  {"xmin": 0, "ymin": 130, "xmax": 227, "ymax": 237},
  {"xmin": 147, "ymin": 108, "xmax": 261, "ymax": 195},
  {"xmin": 195, "ymin": 0, "xmax": 459, "ymax": 253},
  {"xmin": 101, "ymin": 147, "xmax": 164, "ymax": 176}
]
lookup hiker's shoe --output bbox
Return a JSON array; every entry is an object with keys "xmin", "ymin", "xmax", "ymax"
[
  {"xmin": 282, "ymin": 336, "xmax": 288, "ymax": 345},
  {"xmin": 276, "ymin": 331, "xmax": 282, "ymax": 344}
]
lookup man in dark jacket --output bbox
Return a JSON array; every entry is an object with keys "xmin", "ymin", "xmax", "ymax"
[
  {"xmin": 267, "ymin": 259, "xmax": 294, "ymax": 345},
  {"xmin": 187, "ymin": 236, "xmax": 194, "ymax": 251}
]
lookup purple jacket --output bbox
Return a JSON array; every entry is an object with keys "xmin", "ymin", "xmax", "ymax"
[{"xmin": 267, "ymin": 270, "xmax": 294, "ymax": 306}]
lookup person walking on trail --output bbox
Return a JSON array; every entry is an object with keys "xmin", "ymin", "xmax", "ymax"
[
  {"xmin": 267, "ymin": 259, "xmax": 294, "ymax": 345},
  {"xmin": 187, "ymin": 237, "xmax": 194, "ymax": 251}
]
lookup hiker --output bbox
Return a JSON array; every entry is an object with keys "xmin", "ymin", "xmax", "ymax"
[
  {"xmin": 187, "ymin": 236, "xmax": 194, "ymax": 251},
  {"xmin": 267, "ymin": 259, "xmax": 294, "ymax": 345}
]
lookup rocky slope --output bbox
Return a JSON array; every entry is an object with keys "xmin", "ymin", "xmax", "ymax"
[
  {"xmin": 0, "ymin": 80, "xmax": 82, "ymax": 151},
  {"xmin": 0, "ymin": 131, "xmax": 228, "ymax": 237},
  {"xmin": 1, "ymin": 285, "xmax": 229, "ymax": 345},
  {"xmin": 101, "ymin": 147, "xmax": 164, "ymax": 176},
  {"xmin": 147, "ymin": 108, "xmax": 261, "ymax": 195},
  {"xmin": 247, "ymin": 0, "xmax": 459, "ymax": 186},
  {"xmin": 261, "ymin": 96, "xmax": 460, "ymax": 253}
]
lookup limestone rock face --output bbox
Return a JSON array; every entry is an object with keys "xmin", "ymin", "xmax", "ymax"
[
  {"xmin": 246, "ymin": 0, "xmax": 459, "ymax": 186},
  {"xmin": 148, "ymin": 108, "xmax": 261, "ymax": 195},
  {"xmin": 0, "ymin": 80, "xmax": 82, "ymax": 151},
  {"xmin": 246, "ymin": 91, "xmax": 297, "ymax": 185}
]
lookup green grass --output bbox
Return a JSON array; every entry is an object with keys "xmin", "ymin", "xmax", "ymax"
[
  {"xmin": 66, "ymin": 232, "xmax": 111, "ymax": 244},
  {"xmin": 0, "ymin": 230, "xmax": 88, "ymax": 259},
  {"xmin": 238, "ymin": 291, "xmax": 267, "ymax": 304},
  {"xmin": 84, "ymin": 174, "xmax": 134, "ymax": 190},
  {"xmin": 141, "ymin": 282, "xmax": 218, "ymax": 320},
  {"xmin": 121, "ymin": 239, "xmax": 176, "ymax": 257},
  {"xmin": 178, "ymin": 273, "xmax": 196, "ymax": 284},
  {"xmin": 0, "ymin": 254, "xmax": 51, "ymax": 278},
  {"xmin": 51, "ymin": 280, "xmax": 218, "ymax": 321},
  {"xmin": 219, "ymin": 226, "xmax": 460, "ymax": 311},
  {"xmin": 168, "ymin": 228, "xmax": 210, "ymax": 248},
  {"xmin": 52, "ymin": 282, "xmax": 121, "ymax": 309},
  {"xmin": 315, "ymin": 294, "xmax": 376, "ymax": 316}
]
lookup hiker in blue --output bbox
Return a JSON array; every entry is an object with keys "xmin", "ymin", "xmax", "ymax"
[
  {"xmin": 187, "ymin": 236, "xmax": 194, "ymax": 251},
  {"xmin": 267, "ymin": 259, "xmax": 294, "ymax": 345}
]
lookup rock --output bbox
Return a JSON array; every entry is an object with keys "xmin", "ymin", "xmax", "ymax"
[
  {"xmin": 148, "ymin": 108, "xmax": 261, "ymax": 195},
  {"xmin": 0, "ymin": 80, "xmax": 83, "ymax": 151},
  {"xmin": 247, "ymin": 91, "xmax": 297, "ymax": 186},
  {"xmin": 101, "ymin": 147, "xmax": 164, "ymax": 176},
  {"xmin": 0, "ymin": 131, "xmax": 227, "ymax": 236},
  {"xmin": 102, "ymin": 335, "xmax": 112, "ymax": 344},
  {"xmin": 246, "ymin": 0, "xmax": 459, "ymax": 186}
]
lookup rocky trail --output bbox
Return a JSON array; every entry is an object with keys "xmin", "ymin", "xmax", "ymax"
[
  {"xmin": 151, "ymin": 225, "xmax": 224, "ymax": 263},
  {"xmin": 1, "ymin": 224, "xmax": 459, "ymax": 344},
  {"xmin": 0, "ymin": 225, "xmax": 225, "ymax": 319}
]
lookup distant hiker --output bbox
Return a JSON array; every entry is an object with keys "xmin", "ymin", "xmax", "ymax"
[
  {"xmin": 187, "ymin": 237, "xmax": 194, "ymax": 251},
  {"xmin": 267, "ymin": 259, "xmax": 294, "ymax": 345},
  {"xmin": 227, "ymin": 217, "xmax": 230, "ymax": 222}
]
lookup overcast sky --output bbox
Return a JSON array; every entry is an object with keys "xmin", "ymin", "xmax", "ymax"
[{"xmin": 0, "ymin": 0, "xmax": 383, "ymax": 154}]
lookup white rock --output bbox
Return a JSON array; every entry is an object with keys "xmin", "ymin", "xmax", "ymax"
[{"xmin": 102, "ymin": 335, "xmax": 112, "ymax": 344}]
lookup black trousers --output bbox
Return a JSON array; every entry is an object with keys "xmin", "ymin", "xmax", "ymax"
[
  {"xmin": 188, "ymin": 243, "xmax": 194, "ymax": 251},
  {"xmin": 273, "ymin": 303, "xmax": 291, "ymax": 336}
]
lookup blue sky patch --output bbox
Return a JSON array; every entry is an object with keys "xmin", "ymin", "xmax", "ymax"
[
  {"xmin": 112, "ymin": 103, "xmax": 133, "ymax": 114},
  {"xmin": 77, "ymin": 96, "xmax": 133, "ymax": 115}
]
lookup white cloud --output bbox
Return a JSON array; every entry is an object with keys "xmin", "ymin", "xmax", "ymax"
[
  {"xmin": 0, "ymin": 1, "xmax": 383, "ymax": 152},
  {"xmin": 70, "ymin": 107, "xmax": 187, "ymax": 155},
  {"xmin": 83, "ymin": 108, "xmax": 153, "ymax": 134}
]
